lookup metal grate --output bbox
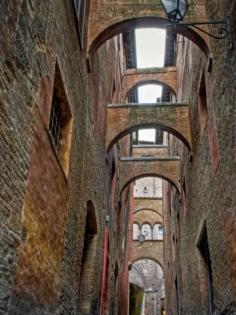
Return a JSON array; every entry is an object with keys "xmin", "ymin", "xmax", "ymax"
[{"xmin": 49, "ymin": 97, "xmax": 61, "ymax": 152}]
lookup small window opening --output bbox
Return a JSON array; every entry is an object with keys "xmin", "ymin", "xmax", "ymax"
[
  {"xmin": 198, "ymin": 71, "xmax": 208, "ymax": 137},
  {"xmin": 153, "ymin": 224, "xmax": 164, "ymax": 240},
  {"xmin": 182, "ymin": 179, "xmax": 188, "ymax": 218},
  {"xmin": 175, "ymin": 277, "xmax": 180, "ymax": 315}
]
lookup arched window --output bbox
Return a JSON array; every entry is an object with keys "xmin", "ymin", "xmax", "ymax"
[
  {"xmin": 133, "ymin": 223, "xmax": 140, "ymax": 240},
  {"xmin": 153, "ymin": 224, "xmax": 163, "ymax": 240},
  {"xmin": 141, "ymin": 223, "xmax": 152, "ymax": 240}
]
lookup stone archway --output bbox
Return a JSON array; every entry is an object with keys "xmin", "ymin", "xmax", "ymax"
[
  {"xmin": 123, "ymin": 67, "xmax": 177, "ymax": 101},
  {"xmin": 88, "ymin": 14, "xmax": 210, "ymax": 57},
  {"xmin": 106, "ymin": 103, "xmax": 191, "ymax": 152},
  {"xmin": 119, "ymin": 157, "xmax": 181, "ymax": 195}
]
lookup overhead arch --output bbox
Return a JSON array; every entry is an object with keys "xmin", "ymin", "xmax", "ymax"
[
  {"xmin": 88, "ymin": 17, "xmax": 210, "ymax": 57},
  {"xmin": 126, "ymin": 80, "xmax": 177, "ymax": 101},
  {"xmin": 134, "ymin": 208, "xmax": 163, "ymax": 218},
  {"xmin": 106, "ymin": 103, "xmax": 191, "ymax": 152},
  {"xmin": 132, "ymin": 257, "xmax": 164, "ymax": 271},
  {"xmin": 120, "ymin": 173, "xmax": 180, "ymax": 197},
  {"xmin": 108, "ymin": 123, "xmax": 190, "ymax": 152},
  {"xmin": 123, "ymin": 66, "xmax": 177, "ymax": 101}
]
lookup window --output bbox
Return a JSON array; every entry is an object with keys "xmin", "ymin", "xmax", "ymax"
[
  {"xmin": 153, "ymin": 224, "xmax": 164, "ymax": 240},
  {"xmin": 49, "ymin": 64, "xmax": 72, "ymax": 177},
  {"xmin": 175, "ymin": 277, "xmax": 180, "ymax": 315},
  {"xmin": 74, "ymin": 0, "xmax": 86, "ymax": 47},
  {"xmin": 198, "ymin": 71, "xmax": 208, "ymax": 137},
  {"xmin": 182, "ymin": 178, "xmax": 188, "ymax": 218},
  {"xmin": 133, "ymin": 223, "xmax": 140, "ymax": 240},
  {"xmin": 141, "ymin": 223, "xmax": 152, "ymax": 240}
]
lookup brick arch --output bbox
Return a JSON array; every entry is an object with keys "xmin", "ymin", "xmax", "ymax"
[
  {"xmin": 134, "ymin": 208, "xmax": 163, "ymax": 218},
  {"xmin": 88, "ymin": 16, "xmax": 210, "ymax": 57},
  {"xmin": 140, "ymin": 221, "xmax": 152, "ymax": 228},
  {"xmin": 106, "ymin": 104, "xmax": 191, "ymax": 152},
  {"xmin": 126, "ymin": 80, "xmax": 177, "ymax": 101},
  {"xmin": 132, "ymin": 257, "xmax": 164, "ymax": 272},
  {"xmin": 133, "ymin": 221, "xmax": 141, "ymax": 228},
  {"xmin": 153, "ymin": 221, "xmax": 163, "ymax": 226},
  {"xmin": 108, "ymin": 122, "xmax": 190, "ymax": 151},
  {"xmin": 120, "ymin": 173, "xmax": 179, "ymax": 196}
]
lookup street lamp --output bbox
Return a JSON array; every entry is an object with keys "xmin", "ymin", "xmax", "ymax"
[
  {"xmin": 160, "ymin": 0, "xmax": 233, "ymax": 49},
  {"xmin": 161, "ymin": 0, "xmax": 188, "ymax": 23}
]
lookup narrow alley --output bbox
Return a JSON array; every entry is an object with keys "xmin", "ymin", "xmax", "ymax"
[{"xmin": 0, "ymin": 1, "xmax": 236, "ymax": 315}]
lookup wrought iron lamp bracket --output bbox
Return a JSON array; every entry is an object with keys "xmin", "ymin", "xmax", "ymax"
[{"xmin": 167, "ymin": 17, "xmax": 233, "ymax": 50}]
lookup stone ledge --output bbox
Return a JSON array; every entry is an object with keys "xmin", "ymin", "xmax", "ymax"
[
  {"xmin": 121, "ymin": 156, "xmax": 180, "ymax": 162},
  {"xmin": 108, "ymin": 102, "xmax": 188, "ymax": 108},
  {"xmin": 125, "ymin": 66, "xmax": 177, "ymax": 75}
]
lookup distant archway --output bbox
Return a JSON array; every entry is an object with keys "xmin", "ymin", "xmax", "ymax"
[
  {"xmin": 134, "ymin": 208, "xmax": 163, "ymax": 218},
  {"xmin": 126, "ymin": 80, "xmax": 177, "ymax": 101},
  {"xmin": 120, "ymin": 174, "xmax": 180, "ymax": 196}
]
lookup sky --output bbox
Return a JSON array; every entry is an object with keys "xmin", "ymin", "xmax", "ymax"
[
  {"xmin": 135, "ymin": 28, "xmax": 166, "ymax": 68},
  {"xmin": 135, "ymin": 28, "xmax": 166, "ymax": 142}
]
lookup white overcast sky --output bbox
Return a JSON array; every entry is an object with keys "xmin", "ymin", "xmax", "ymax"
[{"xmin": 135, "ymin": 28, "xmax": 166, "ymax": 141}]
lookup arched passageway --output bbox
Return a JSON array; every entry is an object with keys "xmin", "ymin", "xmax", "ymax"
[{"xmin": 129, "ymin": 259, "xmax": 165, "ymax": 315}]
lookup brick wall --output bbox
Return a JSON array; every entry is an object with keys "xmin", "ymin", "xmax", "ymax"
[
  {"xmin": 163, "ymin": 1, "xmax": 236, "ymax": 314},
  {"xmin": 0, "ymin": 1, "xmax": 128, "ymax": 314}
]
